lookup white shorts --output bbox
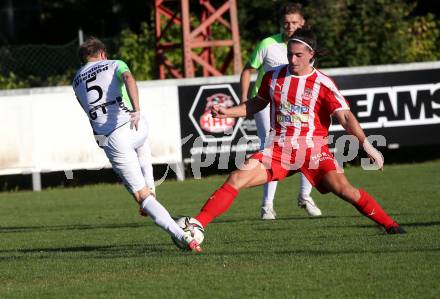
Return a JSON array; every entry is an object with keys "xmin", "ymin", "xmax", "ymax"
[{"xmin": 100, "ymin": 117, "xmax": 149, "ymax": 193}]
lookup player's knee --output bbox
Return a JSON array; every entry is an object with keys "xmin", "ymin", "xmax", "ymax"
[
  {"xmin": 227, "ymin": 170, "xmax": 248, "ymax": 190},
  {"xmin": 334, "ymin": 183, "xmax": 357, "ymax": 202},
  {"xmin": 134, "ymin": 187, "xmax": 151, "ymax": 204}
]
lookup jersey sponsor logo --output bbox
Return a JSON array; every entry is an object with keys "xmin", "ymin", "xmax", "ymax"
[
  {"xmin": 277, "ymin": 102, "xmax": 309, "ymax": 127},
  {"xmin": 330, "ymin": 83, "xmax": 440, "ymax": 131},
  {"xmin": 73, "ymin": 64, "xmax": 109, "ymax": 88},
  {"xmin": 280, "ymin": 102, "xmax": 309, "ymax": 114},
  {"xmin": 277, "ymin": 114, "xmax": 309, "ymax": 124},
  {"xmin": 88, "ymin": 97, "xmax": 130, "ymax": 120},
  {"xmin": 200, "ymin": 93, "xmax": 236, "ymax": 133},
  {"xmin": 310, "ymin": 151, "xmax": 333, "ymax": 162}
]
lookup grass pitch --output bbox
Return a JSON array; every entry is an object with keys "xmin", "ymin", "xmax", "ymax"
[{"xmin": 1, "ymin": 161, "xmax": 440, "ymax": 298}]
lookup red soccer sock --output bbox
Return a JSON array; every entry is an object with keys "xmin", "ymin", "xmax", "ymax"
[
  {"xmin": 353, "ymin": 189, "xmax": 397, "ymax": 229},
  {"xmin": 195, "ymin": 183, "xmax": 238, "ymax": 227}
]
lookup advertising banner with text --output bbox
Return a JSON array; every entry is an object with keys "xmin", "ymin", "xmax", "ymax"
[{"xmin": 178, "ymin": 66, "xmax": 440, "ymax": 164}]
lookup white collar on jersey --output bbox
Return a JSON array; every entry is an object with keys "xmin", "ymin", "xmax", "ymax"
[{"xmin": 287, "ymin": 66, "xmax": 316, "ymax": 78}]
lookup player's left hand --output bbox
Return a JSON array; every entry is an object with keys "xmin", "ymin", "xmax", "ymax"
[
  {"xmin": 363, "ymin": 140, "xmax": 384, "ymax": 171},
  {"xmin": 129, "ymin": 111, "xmax": 140, "ymax": 130}
]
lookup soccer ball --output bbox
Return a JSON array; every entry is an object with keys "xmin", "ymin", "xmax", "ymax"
[{"xmin": 172, "ymin": 216, "xmax": 205, "ymax": 250}]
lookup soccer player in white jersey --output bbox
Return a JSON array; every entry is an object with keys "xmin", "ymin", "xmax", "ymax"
[
  {"xmin": 72, "ymin": 37, "xmax": 202, "ymax": 252},
  {"xmin": 189, "ymin": 28, "xmax": 406, "ymax": 240},
  {"xmin": 240, "ymin": 3, "xmax": 322, "ymax": 220}
]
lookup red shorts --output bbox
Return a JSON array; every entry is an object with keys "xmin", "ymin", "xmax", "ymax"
[{"xmin": 250, "ymin": 145, "xmax": 339, "ymax": 193}]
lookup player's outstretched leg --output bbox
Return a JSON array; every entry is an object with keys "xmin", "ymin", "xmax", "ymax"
[
  {"xmin": 195, "ymin": 158, "xmax": 268, "ymax": 227},
  {"xmin": 297, "ymin": 173, "xmax": 322, "ymax": 217},
  {"xmin": 137, "ymin": 191, "xmax": 202, "ymax": 252},
  {"xmin": 354, "ymin": 189, "xmax": 406, "ymax": 234},
  {"xmin": 321, "ymin": 171, "xmax": 406, "ymax": 234},
  {"xmin": 195, "ymin": 182, "xmax": 239, "ymax": 227}
]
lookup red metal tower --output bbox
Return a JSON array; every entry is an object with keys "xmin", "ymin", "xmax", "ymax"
[{"xmin": 154, "ymin": 0, "xmax": 242, "ymax": 79}]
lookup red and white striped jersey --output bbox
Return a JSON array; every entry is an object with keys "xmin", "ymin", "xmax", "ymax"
[{"xmin": 257, "ymin": 65, "xmax": 350, "ymax": 148}]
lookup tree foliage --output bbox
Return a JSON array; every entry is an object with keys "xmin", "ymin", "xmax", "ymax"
[
  {"xmin": 304, "ymin": 0, "xmax": 440, "ymax": 67},
  {"xmin": 114, "ymin": 23, "xmax": 156, "ymax": 81},
  {"xmin": 0, "ymin": 0, "xmax": 439, "ymax": 88}
]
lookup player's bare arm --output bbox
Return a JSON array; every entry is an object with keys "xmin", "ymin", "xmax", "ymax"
[
  {"xmin": 334, "ymin": 109, "xmax": 384, "ymax": 170},
  {"xmin": 334, "ymin": 110, "xmax": 366, "ymax": 143},
  {"xmin": 211, "ymin": 96, "xmax": 269, "ymax": 119},
  {"xmin": 122, "ymin": 71, "xmax": 141, "ymax": 130},
  {"xmin": 239, "ymin": 63, "xmax": 257, "ymax": 103}
]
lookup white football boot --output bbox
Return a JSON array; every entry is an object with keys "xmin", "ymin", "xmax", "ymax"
[
  {"xmin": 260, "ymin": 205, "xmax": 277, "ymax": 220},
  {"xmin": 298, "ymin": 195, "xmax": 322, "ymax": 217}
]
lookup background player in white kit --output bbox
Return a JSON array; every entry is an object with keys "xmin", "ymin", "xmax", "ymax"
[
  {"xmin": 240, "ymin": 3, "xmax": 322, "ymax": 220},
  {"xmin": 72, "ymin": 37, "xmax": 201, "ymax": 252}
]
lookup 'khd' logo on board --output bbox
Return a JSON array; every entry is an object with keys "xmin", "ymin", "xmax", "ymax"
[
  {"xmin": 189, "ymin": 84, "xmax": 242, "ymax": 142},
  {"xmin": 199, "ymin": 93, "xmax": 236, "ymax": 133}
]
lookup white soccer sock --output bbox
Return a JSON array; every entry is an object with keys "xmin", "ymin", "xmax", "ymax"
[
  {"xmin": 262, "ymin": 181, "xmax": 278, "ymax": 207},
  {"xmin": 140, "ymin": 195, "xmax": 185, "ymax": 241},
  {"xmin": 298, "ymin": 173, "xmax": 313, "ymax": 200}
]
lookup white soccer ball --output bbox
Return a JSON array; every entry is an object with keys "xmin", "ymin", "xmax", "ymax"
[{"xmin": 172, "ymin": 216, "xmax": 205, "ymax": 250}]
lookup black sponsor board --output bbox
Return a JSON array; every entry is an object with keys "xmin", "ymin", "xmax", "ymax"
[
  {"xmin": 331, "ymin": 68, "xmax": 440, "ymax": 148},
  {"xmin": 178, "ymin": 83, "xmax": 259, "ymax": 165},
  {"xmin": 178, "ymin": 67, "xmax": 440, "ymax": 163}
]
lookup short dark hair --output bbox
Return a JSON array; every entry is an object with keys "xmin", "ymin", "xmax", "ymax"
[
  {"xmin": 78, "ymin": 37, "xmax": 106, "ymax": 64},
  {"xmin": 279, "ymin": 2, "xmax": 304, "ymax": 18}
]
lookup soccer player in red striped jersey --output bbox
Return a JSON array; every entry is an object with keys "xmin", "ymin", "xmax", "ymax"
[{"xmin": 190, "ymin": 28, "xmax": 406, "ymax": 236}]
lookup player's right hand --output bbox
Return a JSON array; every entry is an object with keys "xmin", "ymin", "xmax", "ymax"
[
  {"xmin": 211, "ymin": 104, "xmax": 227, "ymax": 118},
  {"xmin": 129, "ymin": 111, "xmax": 140, "ymax": 130}
]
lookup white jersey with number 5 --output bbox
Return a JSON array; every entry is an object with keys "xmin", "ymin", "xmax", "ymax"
[{"xmin": 72, "ymin": 60, "xmax": 133, "ymax": 136}]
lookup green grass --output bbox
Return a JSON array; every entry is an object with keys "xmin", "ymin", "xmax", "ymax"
[{"xmin": 1, "ymin": 161, "xmax": 440, "ymax": 299}]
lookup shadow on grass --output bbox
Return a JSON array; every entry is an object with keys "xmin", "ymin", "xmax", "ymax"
[
  {"xmin": 215, "ymin": 215, "xmax": 330, "ymax": 223},
  {"xmin": 0, "ymin": 222, "xmax": 145, "ymax": 233},
  {"xmin": 2, "ymin": 241, "xmax": 439, "ymax": 262},
  {"xmin": 211, "ymin": 212, "xmax": 427, "ymax": 225},
  {"xmin": 212, "ymin": 214, "xmax": 372, "ymax": 225},
  {"xmin": 323, "ymin": 220, "xmax": 440, "ymax": 230},
  {"xmin": 0, "ymin": 242, "xmax": 184, "ymax": 261},
  {"xmin": 215, "ymin": 218, "xmax": 440, "ymax": 235},
  {"xmin": 257, "ymin": 247, "xmax": 440, "ymax": 256},
  {"xmin": 402, "ymin": 221, "xmax": 440, "ymax": 227},
  {"xmin": 1, "ymin": 213, "xmax": 417, "ymax": 234}
]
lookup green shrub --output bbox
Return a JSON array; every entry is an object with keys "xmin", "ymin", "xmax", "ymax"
[
  {"xmin": 114, "ymin": 23, "xmax": 156, "ymax": 80},
  {"xmin": 0, "ymin": 72, "xmax": 29, "ymax": 89}
]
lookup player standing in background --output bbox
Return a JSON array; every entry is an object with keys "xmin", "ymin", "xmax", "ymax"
[
  {"xmin": 72, "ymin": 37, "xmax": 202, "ymax": 252},
  {"xmin": 240, "ymin": 2, "xmax": 322, "ymax": 220},
  {"xmin": 191, "ymin": 29, "xmax": 406, "ymax": 239}
]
